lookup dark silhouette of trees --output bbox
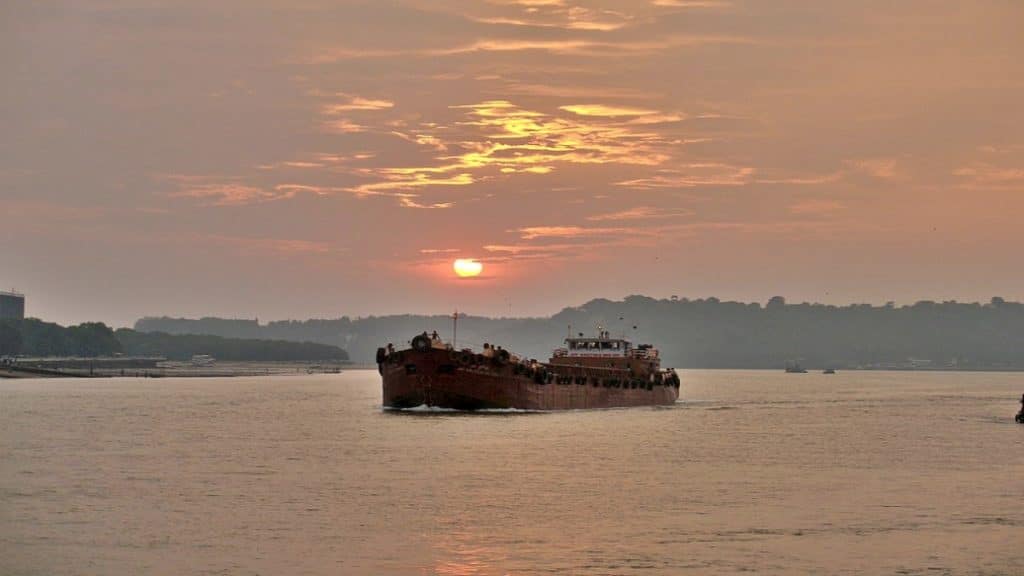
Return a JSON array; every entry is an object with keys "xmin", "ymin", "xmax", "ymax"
[
  {"xmin": 115, "ymin": 329, "xmax": 348, "ymax": 361},
  {"xmin": 0, "ymin": 319, "xmax": 347, "ymax": 361},
  {"xmin": 3, "ymin": 319, "xmax": 123, "ymax": 357},
  {"xmin": 136, "ymin": 296, "xmax": 1024, "ymax": 369}
]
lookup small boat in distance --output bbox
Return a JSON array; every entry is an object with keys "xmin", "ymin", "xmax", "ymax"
[
  {"xmin": 785, "ymin": 361, "xmax": 808, "ymax": 373},
  {"xmin": 378, "ymin": 329, "xmax": 679, "ymax": 411},
  {"xmin": 823, "ymin": 368, "xmax": 836, "ymax": 374}
]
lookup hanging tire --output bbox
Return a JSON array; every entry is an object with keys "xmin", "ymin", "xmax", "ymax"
[{"xmin": 411, "ymin": 335, "xmax": 431, "ymax": 352}]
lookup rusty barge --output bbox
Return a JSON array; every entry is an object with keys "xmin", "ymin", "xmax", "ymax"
[{"xmin": 378, "ymin": 330, "xmax": 679, "ymax": 411}]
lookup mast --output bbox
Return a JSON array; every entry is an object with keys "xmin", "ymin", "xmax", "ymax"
[{"xmin": 452, "ymin": 310, "xmax": 459, "ymax": 348}]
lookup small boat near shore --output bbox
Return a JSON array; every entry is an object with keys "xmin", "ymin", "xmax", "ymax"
[{"xmin": 785, "ymin": 361, "xmax": 808, "ymax": 373}]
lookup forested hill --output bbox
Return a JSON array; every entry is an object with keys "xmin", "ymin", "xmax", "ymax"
[
  {"xmin": 135, "ymin": 296, "xmax": 1024, "ymax": 370},
  {"xmin": 0, "ymin": 319, "xmax": 348, "ymax": 361}
]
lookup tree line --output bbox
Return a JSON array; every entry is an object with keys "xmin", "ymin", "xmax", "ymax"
[
  {"xmin": 0, "ymin": 319, "xmax": 348, "ymax": 361},
  {"xmin": 136, "ymin": 296, "xmax": 1024, "ymax": 369}
]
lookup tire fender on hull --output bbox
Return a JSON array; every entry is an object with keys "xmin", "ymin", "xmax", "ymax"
[{"xmin": 411, "ymin": 335, "xmax": 431, "ymax": 352}]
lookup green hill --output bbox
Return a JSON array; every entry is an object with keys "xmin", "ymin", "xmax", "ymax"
[{"xmin": 135, "ymin": 295, "xmax": 1024, "ymax": 370}]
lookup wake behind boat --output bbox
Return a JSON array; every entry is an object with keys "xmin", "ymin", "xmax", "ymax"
[{"xmin": 378, "ymin": 329, "xmax": 679, "ymax": 411}]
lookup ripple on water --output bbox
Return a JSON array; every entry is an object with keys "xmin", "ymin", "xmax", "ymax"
[{"xmin": 1, "ymin": 370, "xmax": 1023, "ymax": 575}]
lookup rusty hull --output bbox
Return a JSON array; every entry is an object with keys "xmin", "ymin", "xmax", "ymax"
[{"xmin": 380, "ymin": 348, "xmax": 679, "ymax": 411}]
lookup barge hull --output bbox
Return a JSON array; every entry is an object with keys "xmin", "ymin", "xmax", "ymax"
[{"xmin": 381, "ymin": 348, "xmax": 678, "ymax": 411}]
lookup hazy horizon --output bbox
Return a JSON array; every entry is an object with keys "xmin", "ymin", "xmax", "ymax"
[
  {"xmin": 15, "ymin": 291, "xmax": 1024, "ymax": 330},
  {"xmin": 4, "ymin": 1, "xmax": 1023, "ymax": 328}
]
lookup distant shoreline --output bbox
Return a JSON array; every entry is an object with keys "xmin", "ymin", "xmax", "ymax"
[
  {"xmin": 6, "ymin": 362, "xmax": 1024, "ymax": 380},
  {"xmin": 0, "ymin": 359, "xmax": 349, "ymax": 379}
]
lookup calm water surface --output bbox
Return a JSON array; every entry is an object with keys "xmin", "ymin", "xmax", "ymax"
[{"xmin": 2, "ymin": 370, "xmax": 1023, "ymax": 575}]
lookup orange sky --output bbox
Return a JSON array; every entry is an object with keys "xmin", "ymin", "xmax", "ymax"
[{"xmin": 2, "ymin": 1, "xmax": 1023, "ymax": 326}]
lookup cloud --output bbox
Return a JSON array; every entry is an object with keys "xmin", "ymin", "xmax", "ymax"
[
  {"xmin": 344, "ymin": 172, "xmax": 474, "ymax": 207},
  {"xmin": 497, "ymin": 82, "xmax": 659, "ymax": 100},
  {"xmin": 390, "ymin": 131, "xmax": 449, "ymax": 151},
  {"xmin": 310, "ymin": 35, "xmax": 755, "ymax": 62},
  {"xmin": 651, "ymin": 0, "xmax": 732, "ymax": 7},
  {"xmin": 488, "ymin": 0, "xmax": 567, "ymax": 6},
  {"xmin": 398, "ymin": 197, "xmax": 455, "ymax": 209},
  {"xmin": 516, "ymin": 225, "xmax": 636, "ymax": 240},
  {"xmin": 482, "ymin": 240, "xmax": 641, "ymax": 263},
  {"xmin": 317, "ymin": 93, "xmax": 394, "ymax": 133},
  {"xmin": 257, "ymin": 160, "xmax": 329, "ymax": 170},
  {"xmin": 626, "ymin": 114, "xmax": 686, "ymax": 125},
  {"xmin": 321, "ymin": 94, "xmax": 394, "ymax": 114},
  {"xmin": 617, "ymin": 164, "xmax": 754, "ymax": 188},
  {"xmin": 170, "ymin": 183, "xmax": 291, "ymax": 206},
  {"xmin": 586, "ymin": 206, "xmax": 694, "ymax": 221},
  {"xmin": 332, "ymin": 99, "xmax": 681, "ymax": 207},
  {"xmin": 755, "ymin": 171, "xmax": 844, "ymax": 185},
  {"xmin": 560, "ymin": 104, "xmax": 660, "ymax": 117},
  {"xmin": 953, "ymin": 162, "xmax": 1024, "ymax": 190},
  {"xmin": 846, "ymin": 158, "xmax": 902, "ymax": 180},
  {"xmin": 314, "ymin": 152, "xmax": 376, "ymax": 163},
  {"xmin": 273, "ymin": 184, "xmax": 330, "ymax": 196},
  {"xmin": 281, "ymin": 161, "xmax": 324, "ymax": 169},
  {"xmin": 469, "ymin": 4, "xmax": 632, "ymax": 32},
  {"xmin": 322, "ymin": 119, "xmax": 366, "ymax": 133},
  {"xmin": 166, "ymin": 179, "xmax": 329, "ymax": 207}
]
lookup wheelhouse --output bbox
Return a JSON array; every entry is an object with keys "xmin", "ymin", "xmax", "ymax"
[
  {"xmin": 563, "ymin": 337, "xmax": 631, "ymax": 357},
  {"xmin": 551, "ymin": 331, "xmax": 660, "ymax": 361}
]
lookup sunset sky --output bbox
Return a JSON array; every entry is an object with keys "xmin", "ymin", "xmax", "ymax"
[{"xmin": 3, "ymin": 1, "xmax": 1023, "ymax": 326}]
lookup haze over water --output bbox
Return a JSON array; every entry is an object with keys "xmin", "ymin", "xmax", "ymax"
[{"xmin": 3, "ymin": 370, "xmax": 1022, "ymax": 575}]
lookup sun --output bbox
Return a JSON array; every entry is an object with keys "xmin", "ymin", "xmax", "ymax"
[{"xmin": 453, "ymin": 258, "xmax": 483, "ymax": 278}]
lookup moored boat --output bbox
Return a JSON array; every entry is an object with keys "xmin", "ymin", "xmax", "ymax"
[
  {"xmin": 785, "ymin": 360, "xmax": 808, "ymax": 373},
  {"xmin": 378, "ymin": 330, "xmax": 679, "ymax": 411}
]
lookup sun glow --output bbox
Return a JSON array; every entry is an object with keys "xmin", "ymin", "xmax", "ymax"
[{"xmin": 453, "ymin": 258, "xmax": 483, "ymax": 278}]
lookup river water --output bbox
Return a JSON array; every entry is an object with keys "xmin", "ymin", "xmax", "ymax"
[{"xmin": 1, "ymin": 370, "xmax": 1022, "ymax": 575}]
